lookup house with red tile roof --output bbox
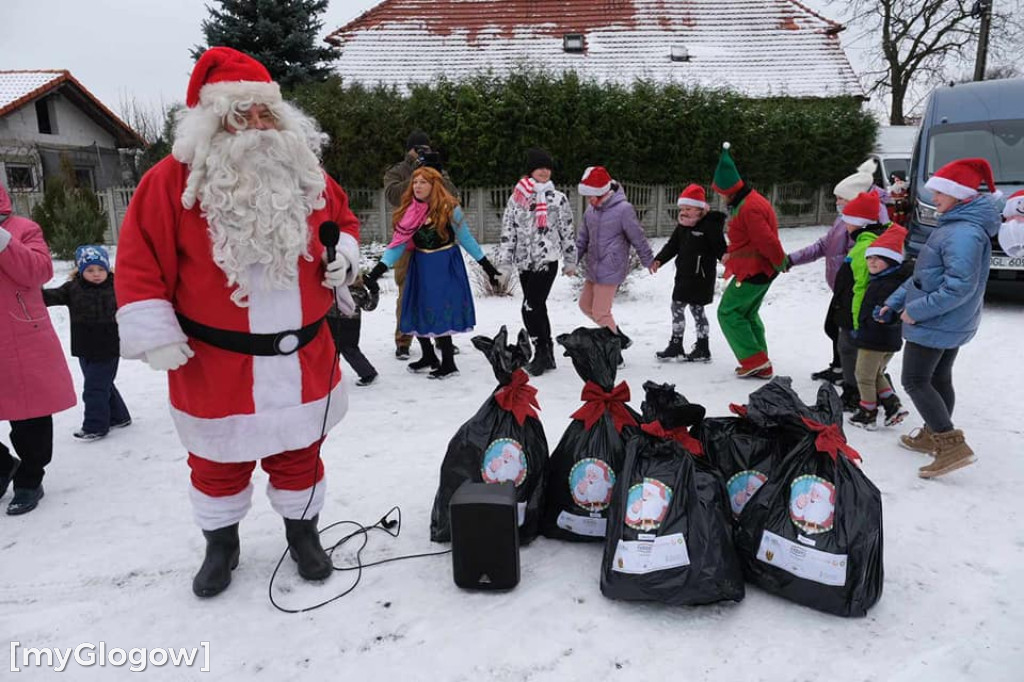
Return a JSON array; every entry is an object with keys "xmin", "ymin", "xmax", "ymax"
[
  {"xmin": 0, "ymin": 70, "xmax": 145, "ymax": 196},
  {"xmin": 326, "ymin": 0, "xmax": 863, "ymax": 98}
]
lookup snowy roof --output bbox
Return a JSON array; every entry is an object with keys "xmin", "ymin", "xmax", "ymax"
[
  {"xmin": 325, "ymin": 0, "xmax": 864, "ymax": 98},
  {"xmin": 0, "ymin": 70, "xmax": 144, "ymax": 146}
]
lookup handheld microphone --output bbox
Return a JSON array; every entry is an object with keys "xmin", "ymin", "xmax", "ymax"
[{"xmin": 319, "ymin": 221, "xmax": 340, "ymax": 263}]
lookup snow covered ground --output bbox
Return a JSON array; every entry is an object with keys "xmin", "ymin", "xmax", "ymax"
[{"xmin": 4, "ymin": 225, "xmax": 1022, "ymax": 681}]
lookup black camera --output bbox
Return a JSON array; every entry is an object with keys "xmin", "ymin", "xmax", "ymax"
[{"xmin": 413, "ymin": 145, "xmax": 443, "ymax": 171}]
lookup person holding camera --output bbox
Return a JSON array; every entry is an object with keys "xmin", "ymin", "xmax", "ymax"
[{"xmin": 383, "ymin": 131, "xmax": 459, "ymax": 361}]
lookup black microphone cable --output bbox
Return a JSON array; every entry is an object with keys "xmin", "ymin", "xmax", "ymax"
[{"xmin": 267, "ymin": 223, "xmax": 451, "ymax": 614}]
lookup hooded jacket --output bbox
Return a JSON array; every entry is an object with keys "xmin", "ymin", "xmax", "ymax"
[
  {"xmin": 654, "ymin": 211, "xmax": 727, "ymax": 304},
  {"xmin": 577, "ymin": 186, "xmax": 654, "ymax": 285},
  {"xmin": 885, "ymin": 194, "xmax": 1002, "ymax": 349}
]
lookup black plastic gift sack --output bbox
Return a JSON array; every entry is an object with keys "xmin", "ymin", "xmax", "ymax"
[
  {"xmin": 430, "ymin": 327, "xmax": 548, "ymax": 543},
  {"xmin": 600, "ymin": 383, "xmax": 744, "ymax": 606},
  {"xmin": 540, "ymin": 327, "xmax": 640, "ymax": 541},
  {"xmin": 699, "ymin": 378, "xmax": 844, "ymax": 521},
  {"xmin": 733, "ymin": 418, "xmax": 883, "ymax": 617}
]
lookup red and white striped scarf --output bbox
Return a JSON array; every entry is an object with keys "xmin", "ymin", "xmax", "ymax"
[{"xmin": 512, "ymin": 177, "xmax": 551, "ymax": 228}]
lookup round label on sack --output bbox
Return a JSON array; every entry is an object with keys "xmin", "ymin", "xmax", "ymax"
[
  {"xmin": 789, "ymin": 475, "xmax": 836, "ymax": 535},
  {"xmin": 481, "ymin": 438, "xmax": 527, "ymax": 487},
  {"xmin": 727, "ymin": 470, "xmax": 768, "ymax": 517},
  {"xmin": 569, "ymin": 458, "xmax": 615, "ymax": 511},
  {"xmin": 624, "ymin": 478, "xmax": 672, "ymax": 531}
]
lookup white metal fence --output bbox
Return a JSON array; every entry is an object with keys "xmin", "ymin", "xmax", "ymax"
[{"xmin": 9, "ymin": 182, "xmax": 838, "ymax": 246}]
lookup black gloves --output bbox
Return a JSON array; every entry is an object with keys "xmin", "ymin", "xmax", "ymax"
[
  {"xmin": 364, "ymin": 262, "xmax": 388, "ymax": 294},
  {"xmin": 479, "ymin": 257, "xmax": 502, "ymax": 288},
  {"xmin": 349, "ymin": 283, "xmax": 379, "ymax": 312}
]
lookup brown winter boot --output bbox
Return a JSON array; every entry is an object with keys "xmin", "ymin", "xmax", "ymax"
[
  {"xmin": 918, "ymin": 429, "xmax": 976, "ymax": 479},
  {"xmin": 899, "ymin": 425, "xmax": 936, "ymax": 454}
]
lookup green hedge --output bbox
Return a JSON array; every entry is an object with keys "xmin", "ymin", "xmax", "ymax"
[{"xmin": 288, "ymin": 71, "xmax": 876, "ymax": 190}]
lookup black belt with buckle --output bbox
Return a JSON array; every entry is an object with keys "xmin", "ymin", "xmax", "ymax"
[{"xmin": 176, "ymin": 313, "xmax": 326, "ymax": 357}]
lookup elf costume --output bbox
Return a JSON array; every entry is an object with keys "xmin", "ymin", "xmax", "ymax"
[{"xmin": 712, "ymin": 143, "xmax": 786, "ymax": 378}]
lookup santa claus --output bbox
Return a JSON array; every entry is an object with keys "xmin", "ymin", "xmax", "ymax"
[
  {"xmin": 115, "ymin": 48, "xmax": 360, "ymax": 598},
  {"xmin": 574, "ymin": 461, "xmax": 613, "ymax": 508},
  {"xmin": 485, "ymin": 443, "xmax": 524, "ymax": 485},
  {"xmin": 625, "ymin": 480, "xmax": 670, "ymax": 530}
]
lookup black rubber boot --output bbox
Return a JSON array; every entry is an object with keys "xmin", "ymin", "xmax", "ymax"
[
  {"xmin": 429, "ymin": 336, "xmax": 459, "ymax": 380},
  {"xmin": 192, "ymin": 523, "xmax": 240, "ymax": 598},
  {"xmin": 656, "ymin": 336, "xmax": 685, "ymax": 360},
  {"xmin": 284, "ymin": 515, "xmax": 333, "ymax": 581},
  {"xmin": 408, "ymin": 337, "xmax": 439, "ymax": 373},
  {"xmin": 684, "ymin": 337, "xmax": 711, "ymax": 363},
  {"xmin": 615, "ymin": 327, "xmax": 633, "ymax": 350},
  {"xmin": 525, "ymin": 338, "xmax": 554, "ymax": 376}
]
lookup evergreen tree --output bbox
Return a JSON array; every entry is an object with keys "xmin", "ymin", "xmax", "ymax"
[
  {"xmin": 31, "ymin": 156, "xmax": 108, "ymax": 259},
  {"xmin": 192, "ymin": 0, "xmax": 339, "ymax": 89}
]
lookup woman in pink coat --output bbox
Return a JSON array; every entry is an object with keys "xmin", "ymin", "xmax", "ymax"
[{"xmin": 0, "ymin": 185, "xmax": 76, "ymax": 515}]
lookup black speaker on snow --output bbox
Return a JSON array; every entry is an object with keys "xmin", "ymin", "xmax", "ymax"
[{"xmin": 449, "ymin": 481, "xmax": 520, "ymax": 590}]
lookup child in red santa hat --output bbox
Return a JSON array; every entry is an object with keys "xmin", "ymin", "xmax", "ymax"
[{"xmin": 650, "ymin": 184, "xmax": 727, "ymax": 362}]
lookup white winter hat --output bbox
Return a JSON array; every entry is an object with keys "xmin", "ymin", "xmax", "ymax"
[{"xmin": 833, "ymin": 159, "xmax": 877, "ymax": 201}]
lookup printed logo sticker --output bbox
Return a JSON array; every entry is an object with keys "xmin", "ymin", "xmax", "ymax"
[
  {"xmin": 481, "ymin": 438, "xmax": 527, "ymax": 487},
  {"xmin": 727, "ymin": 470, "xmax": 768, "ymax": 517},
  {"xmin": 789, "ymin": 475, "xmax": 836, "ymax": 535},
  {"xmin": 569, "ymin": 459, "xmax": 615, "ymax": 511},
  {"xmin": 624, "ymin": 478, "xmax": 672, "ymax": 531}
]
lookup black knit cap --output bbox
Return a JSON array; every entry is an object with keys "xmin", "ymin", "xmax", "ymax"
[
  {"xmin": 406, "ymin": 130, "xmax": 431, "ymax": 150},
  {"xmin": 525, "ymin": 147, "xmax": 554, "ymax": 174}
]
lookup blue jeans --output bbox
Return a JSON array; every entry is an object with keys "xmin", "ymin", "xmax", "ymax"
[{"xmin": 79, "ymin": 358, "xmax": 131, "ymax": 435}]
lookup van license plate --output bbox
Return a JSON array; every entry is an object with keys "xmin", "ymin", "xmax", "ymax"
[{"xmin": 991, "ymin": 255, "xmax": 1024, "ymax": 270}]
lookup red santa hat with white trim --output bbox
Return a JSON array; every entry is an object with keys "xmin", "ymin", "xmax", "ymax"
[
  {"xmin": 925, "ymin": 158, "xmax": 997, "ymax": 200},
  {"xmin": 677, "ymin": 184, "xmax": 709, "ymax": 209},
  {"xmin": 186, "ymin": 46, "xmax": 282, "ymax": 109},
  {"xmin": 578, "ymin": 166, "xmax": 613, "ymax": 196},
  {"xmin": 865, "ymin": 223, "xmax": 908, "ymax": 264},
  {"xmin": 840, "ymin": 190, "xmax": 881, "ymax": 227},
  {"xmin": 1003, "ymin": 189, "xmax": 1024, "ymax": 220}
]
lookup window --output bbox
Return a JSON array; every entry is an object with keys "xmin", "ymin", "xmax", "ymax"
[
  {"xmin": 73, "ymin": 167, "xmax": 95, "ymax": 190},
  {"xmin": 563, "ymin": 33, "xmax": 585, "ymax": 53},
  {"xmin": 5, "ymin": 164, "xmax": 36, "ymax": 190},
  {"xmin": 927, "ymin": 120, "xmax": 1024, "ymax": 184},
  {"xmin": 35, "ymin": 98, "xmax": 57, "ymax": 134}
]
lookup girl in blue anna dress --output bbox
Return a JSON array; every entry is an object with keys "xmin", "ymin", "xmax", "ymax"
[{"xmin": 365, "ymin": 167, "xmax": 501, "ymax": 379}]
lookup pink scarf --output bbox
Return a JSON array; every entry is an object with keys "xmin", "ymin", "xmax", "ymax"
[
  {"xmin": 387, "ymin": 199, "xmax": 430, "ymax": 249},
  {"xmin": 512, "ymin": 177, "xmax": 549, "ymax": 228}
]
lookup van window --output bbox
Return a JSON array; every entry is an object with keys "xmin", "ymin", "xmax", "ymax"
[{"xmin": 926, "ymin": 120, "xmax": 1024, "ymax": 183}]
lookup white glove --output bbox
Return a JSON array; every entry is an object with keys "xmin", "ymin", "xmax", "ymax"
[
  {"xmin": 562, "ymin": 264, "xmax": 578, "ymax": 277},
  {"xmin": 323, "ymin": 251, "xmax": 358, "ymax": 289},
  {"xmin": 335, "ymin": 285, "xmax": 356, "ymax": 316},
  {"xmin": 144, "ymin": 342, "xmax": 195, "ymax": 371}
]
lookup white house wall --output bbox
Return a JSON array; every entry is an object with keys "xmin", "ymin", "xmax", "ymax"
[{"xmin": 0, "ymin": 92, "xmax": 118, "ymax": 148}]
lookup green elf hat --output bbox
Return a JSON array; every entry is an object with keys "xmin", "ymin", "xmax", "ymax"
[{"xmin": 712, "ymin": 142, "xmax": 743, "ymax": 195}]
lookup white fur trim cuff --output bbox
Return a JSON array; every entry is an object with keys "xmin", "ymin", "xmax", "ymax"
[
  {"xmin": 190, "ymin": 484, "xmax": 253, "ymax": 530},
  {"xmin": 267, "ymin": 481, "xmax": 325, "ymax": 520},
  {"xmin": 840, "ymin": 214, "xmax": 873, "ymax": 227},
  {"xmin": 116, "ymin": 299, "xmax": 189, "ymax": 360},
  {"xmin": 171, "ymin": 382, "xmax": 349, "ymax": 462},
  {"xmin": 677, "ymin": 198, "xmax": 709, "ymax": 209},
  {"xmin": 925, "ymin": 176, "xmax": 976, "ymax": 200},
  {"xmin": 578, "ymin": 182, "xmax": 611, "ymax": 196},
  {"xmin": 199, "ymin": 80, "xmax": 282, "ymax": 107},
  {"xmin": 337, "ymin": 231, "xmax": 360, "ymax": 286},
  {"xmin": 0, "ymin": 227, "xmax": 11, "ymax": 252},
  {"xmin": 865, "ymin": 246, "xmax": 904, "ymax": 262}
]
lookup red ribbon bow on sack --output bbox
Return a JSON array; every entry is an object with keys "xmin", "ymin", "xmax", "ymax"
[
  {"xmin": 571, "ymin": 381, "xmax": 638, "ymax": 433},
  {"xmin": 494, "ymin": 369, "xmax": 540, "ymax": 426},
  {"xmin": 728, "ymin": 403, "xmax": 749, "ymax": 418},
  {"xmin": 800, "ymin": 418, "xmax": 862, "ymax": 465},
  {"xmin": 640, "ymin": 420, "xmax": 704, "ymax": 456}
]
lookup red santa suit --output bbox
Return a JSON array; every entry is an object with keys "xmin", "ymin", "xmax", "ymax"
[{"xmin": 115, "ymin": 60, "xmax": 359, "ymax": 531}]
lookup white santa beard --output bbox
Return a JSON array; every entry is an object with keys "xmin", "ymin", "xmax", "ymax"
[{"xmin": 198, "ymin": 128, "xmax": 324, "ymax": 306}]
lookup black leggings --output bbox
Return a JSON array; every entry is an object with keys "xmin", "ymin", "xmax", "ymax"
[
  {"xmin": 0, "ymin": 416, "xmax": 54, "ymax": 490},
  {"xmin": 519, "ymin": 262, "xmax": 558, "ymax": 341}
]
